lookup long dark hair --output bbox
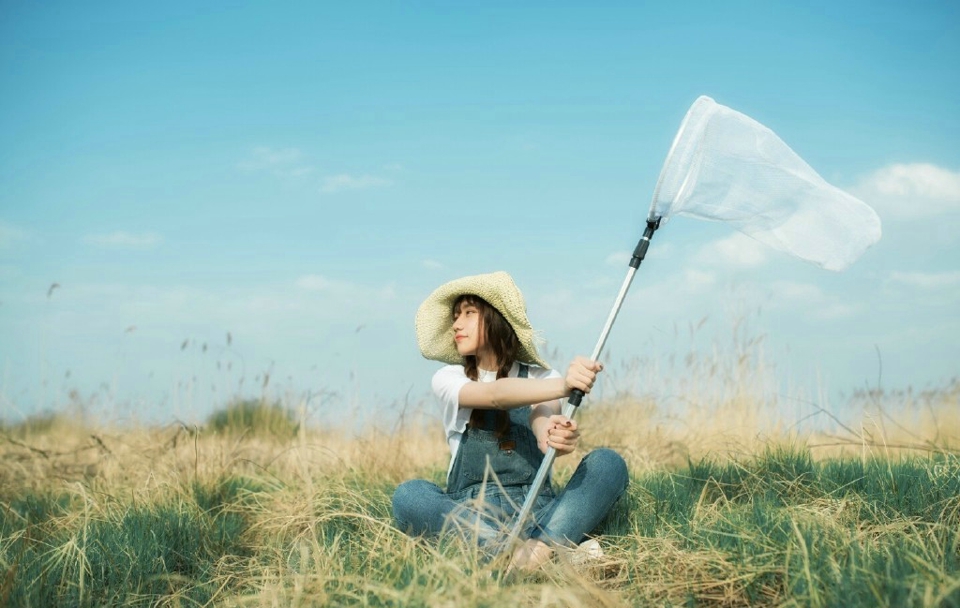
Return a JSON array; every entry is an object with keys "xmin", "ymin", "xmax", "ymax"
[{"xmin": 453, "ymin": 294, "xmax": 520, "ymax": 435}]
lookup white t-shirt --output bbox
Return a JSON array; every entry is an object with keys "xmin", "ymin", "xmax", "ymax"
[{"xmin": 431, "ymin": 361, "xmax": 562, "ymax": 475}]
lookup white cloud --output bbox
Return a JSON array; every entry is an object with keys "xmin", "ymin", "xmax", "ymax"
[
  {"xmin": 83, "ymin": 231, "xmax": 162, "ymax": 249},
  {"xmin": 888, "ymin": 270, "xmax": 960, "ymax": 290},
  {"xmin": 605, "ymin": 251, "xmax": 631, "ymax": 266},
  {"xmin": 284, "ymin": 166, "xmax": 315, "ymax": 177},
  {"xmin": 768, "ymin": 281, "xmax": 857, "ymax": 319},
  {"xmin": 648, "ymin": 241, "xmax": 674, "ymax": 260},
  {"xmin": 0, "ymin": 221, "xmax": 29, "ymax": 248},
  {"xmin": 379, "ymin": 283, "xmax": 397, "ymax": 299},
  {"xmin": 852, "ymin": 163, "xmax": 960, "ymax": 220},
  {"xmin": 421, "ymin": 259, "xmax": 444, "ymax": 270},
  {"xmin": 320, "ymin": 174, "xmax": 392, "ymax": 194},
  {"xmin": 770, "ymin": 280, "xmax": 822, "ymax": 301},
  {"xmin": 695, "ymin": 233, "xmax": 768, "ymax": 269},
  {"xmin": 238, "ymin": 146, "xmax": 313, "ymax": 177},
  {"xmin": 18, "ymin": 277, "xmax": 402, "ymax": 336},
  {"xmin": 683, "ymin": 268, "xmax": 717, "ymax": 291},
  {"xmin": 813, "ymin": 302, "xmax": 858, "ymax": 320},
  {"xmin": 238, "ymin": 146, "xmax": 301, "ymax": 169}
]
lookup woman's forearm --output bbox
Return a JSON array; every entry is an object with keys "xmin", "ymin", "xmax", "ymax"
[{"xmin": 458, "ymin": 377, "xmax": 567, "ymax": 409}]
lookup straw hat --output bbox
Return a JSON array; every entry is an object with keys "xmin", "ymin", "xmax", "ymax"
[{"xmin": 415, "ymin": 271, "xmax": 550, "ymax": 368}]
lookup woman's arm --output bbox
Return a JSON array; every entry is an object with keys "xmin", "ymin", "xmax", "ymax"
[
  {"xmin": 458, "ymin": 376, "xmax": 567, "ymax": 409},
  {"xmin": 458, "ymin": 356, "xmax": 602, "ymax": 410}
]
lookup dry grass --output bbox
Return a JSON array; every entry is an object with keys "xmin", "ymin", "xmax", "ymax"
[{"xmin": 2, "ymin": 336, "xmax": 958, "ymax": 606}]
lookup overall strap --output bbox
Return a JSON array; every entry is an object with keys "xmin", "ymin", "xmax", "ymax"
[{"xmin": 446, "ymin": 361, "xmax": 543, "ymax": 495}]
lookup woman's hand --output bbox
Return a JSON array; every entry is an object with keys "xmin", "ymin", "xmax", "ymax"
[
  {"xmin": 540, "ymin": 415, "xmax": 580, "ymax": 456},
  {"xmin": 564, "ymin": 356, "xmax": 603, "ymax": 396}
]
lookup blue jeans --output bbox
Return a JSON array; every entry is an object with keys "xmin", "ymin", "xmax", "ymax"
[{"xmin": 392, "ymin": 448, "xmax": 629, "ymax": 548}]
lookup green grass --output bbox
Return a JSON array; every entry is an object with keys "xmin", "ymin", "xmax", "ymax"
[
  {"xmin": 2, "ymin": 478, "xmax": 259, "ymax": 607},
  {"xmin": 2, "ymin": 437, "xmax": 957, "ymax": 607},
  {"xmin": 204, "ymin": 398, "xmax": 300, "ymax": 438},
  {"xmin": 620, "ymin": 451, "xmax": 960, "ymax": 606}
]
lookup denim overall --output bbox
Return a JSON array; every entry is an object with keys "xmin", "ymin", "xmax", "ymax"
[
  {"xmin": 390, "ymin": 364, "xmax": 630, "ymax": 548},
  {"xmin": 444, "ymin": 364, "xmax": 556, "ymax": 541}
]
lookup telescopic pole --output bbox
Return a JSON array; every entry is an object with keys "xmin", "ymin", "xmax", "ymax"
[{"xmin": 504, "ymin": 216, "xmax": 661, "ymax": 552}]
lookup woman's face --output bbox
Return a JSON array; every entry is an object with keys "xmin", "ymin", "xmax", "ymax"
[{"xmin": 452, "ymin": 300, "xmax": 484, "ymax": 359}]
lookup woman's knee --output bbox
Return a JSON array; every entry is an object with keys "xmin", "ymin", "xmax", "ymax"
[
  {"xmin": 392, "ymin": 479, "xmax": 433, "ymax": 535},
  {"xmin": 585, "ymin": 448, "xmax": 629, "ymax": 490},
  {"xmin": 392, "ymin": 479, "xmax": 436, "ymax": 517}
]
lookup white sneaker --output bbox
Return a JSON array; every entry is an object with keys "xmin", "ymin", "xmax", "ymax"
[{"xmin": 568, "ymin": 538, "xmax": 603, "ymax": 567}]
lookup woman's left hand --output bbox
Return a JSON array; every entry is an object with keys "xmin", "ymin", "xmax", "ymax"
[{"xmin": 542, "ymin": 415, "xmax": 580, "ymax": 456}]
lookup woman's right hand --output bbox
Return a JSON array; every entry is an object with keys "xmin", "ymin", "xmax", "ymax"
[{"xmin": 564, "ymin": 356, "xmax": 603, "ymax": 395}]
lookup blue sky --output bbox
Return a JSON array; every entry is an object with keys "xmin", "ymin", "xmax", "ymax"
[{"xmin": 2, "ymin": 1, "xmax": 958, "ymax": 426}]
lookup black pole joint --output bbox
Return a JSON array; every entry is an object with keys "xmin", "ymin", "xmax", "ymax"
[{"xmin": 629, "ymin": 216, "xmax": 662, "ymax": 268}]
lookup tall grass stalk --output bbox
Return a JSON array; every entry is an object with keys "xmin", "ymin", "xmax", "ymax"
[{"xmin": 1, "ymin": 369, "xmax": 958, "ymax": 606}]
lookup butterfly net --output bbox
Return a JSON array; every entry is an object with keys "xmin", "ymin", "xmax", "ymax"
[{"xmin": 650, "ymin": 96, "xmax": 881, "ymax": 271}]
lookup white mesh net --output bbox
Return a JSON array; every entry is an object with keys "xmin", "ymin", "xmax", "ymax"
[{"xmin": 650, "ymin": 96, "xmax": 881, "ymax": 271}]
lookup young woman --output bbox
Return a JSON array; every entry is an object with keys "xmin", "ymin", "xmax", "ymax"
[{"xmin": 392, "ymin": 271, "xmax": 628, "ymax": 571}]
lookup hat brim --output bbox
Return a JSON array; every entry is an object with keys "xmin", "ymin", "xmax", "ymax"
[{"xmin": 415, "ymin": 271, "xmax": 549, "ymax": 369}]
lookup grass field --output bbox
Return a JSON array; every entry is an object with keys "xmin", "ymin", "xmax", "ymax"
[{"xmin": 2, "ymin": 375, "xmax": 959, "ymax": 606}]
